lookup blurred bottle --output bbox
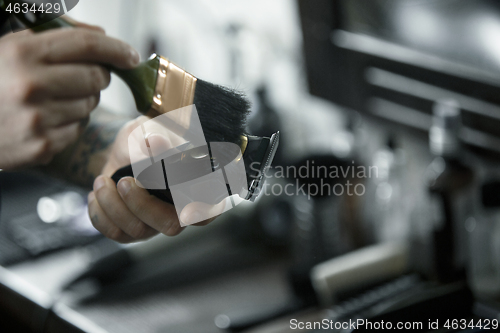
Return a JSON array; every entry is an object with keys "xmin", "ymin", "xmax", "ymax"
[
  {"xmin": 369, "ymin": 136, "xmax": 409, "ymax": 243},
  {"xmin": 424, "ymin": 99, "xmax": 474, "ymax": 283}
]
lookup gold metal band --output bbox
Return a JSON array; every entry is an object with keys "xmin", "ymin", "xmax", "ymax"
[
  {"xmin": 149, "ymin": 56, "xmax": 197, "ymax": 116},
  {"xmin": 147, "ymin": 57, "xmax": 247, "ymax": 159},
  {"xmin": 239, "ymin": 135, "xmax": 248, "ymax": 155}
]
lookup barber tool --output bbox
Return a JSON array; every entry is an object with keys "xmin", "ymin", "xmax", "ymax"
[
  {"xmin": 111, "ymin": 133, "xmax": 279, "ymax": 205},
  {"xmin": 4, "ymin": 3, "xmax": 279, "ymax": 204}
]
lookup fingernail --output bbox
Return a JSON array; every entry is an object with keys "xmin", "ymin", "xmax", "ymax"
[
  {"xmin": 94, "ymin": 176, "xmax": 105, "ymax": 192},
  {"xmin": 118, "ymin": 178, "xmax": 132, "ymax": 197},
  {"xmin": 145, "ymin": 134, "xmax": 171, "ymax": 156},
  {"xmin": 88, "ymin": 192, "xmax": 95, "ymax": 205},
  {"xmin": 129, "ymin": 48, "xmax": 140, "ymax": 66}
]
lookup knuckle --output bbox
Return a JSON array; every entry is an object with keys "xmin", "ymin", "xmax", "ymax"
[
  {"xmin": 32, "ymin": 137, "xmax": 53, "ymax": 162},
  {"xmin": 130, "ymin": 200, "xmax": 148, "ymax": 219},
  {"xmin": 88, "ymin": 66, "xmax": 108, "ymax": 92},
  {"xmin": 128, "ymin": 222, "xmax": 148, "ymax": 239},
  {"xmin": 8, "ymin": 41, "xmax": 29, "ymax": 59},
  {"xmin": 164, "ymin": 228, "xmax": 180, "ymax": 237},
  {"xmin": 15, "ymin": 76, "xmax": 42, "ymax": 101},
  {"xmin": 162, "ymin": 220, "xmax": 179, "ymax": 236},
  {"xmin": 80, "ymin": 31, "xmax": 102, "ymax": 54},
  {"xmin": 107, "ymin": 227, "xmax": 126, "ymax": 242},
  {"xmin": 24, "ymin": 109, "xmax": 42, "ymax": 133},
  {"xmin": 160, "ymin": 220, "xmax": 172, "ymax": 235},
  {"xmin": 35, "ymin": 137, "xmax": 51, "ymax": 156}
]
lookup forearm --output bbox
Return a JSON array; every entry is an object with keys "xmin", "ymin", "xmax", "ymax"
[{"xmin": 42, "ymin": 108, "xmax": 131, "ymax": 189}]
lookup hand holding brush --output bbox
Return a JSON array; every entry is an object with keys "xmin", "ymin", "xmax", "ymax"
[
  {"xmin": 3, "ymin": 3, "xmax": 279, "ymax": 239},
  {"xmin": 6, "ymin": 4, "xmax": 250, "ymax": 144}
]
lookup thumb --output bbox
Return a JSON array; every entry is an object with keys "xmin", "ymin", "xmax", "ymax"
[{"xmin": 145, "ymin": 133, "xmax": 174, "ymax": 159}]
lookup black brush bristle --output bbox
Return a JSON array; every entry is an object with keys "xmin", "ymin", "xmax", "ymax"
[{"xmin": 194, "ymin": 79, "xmax": 250, "ymax": 145}]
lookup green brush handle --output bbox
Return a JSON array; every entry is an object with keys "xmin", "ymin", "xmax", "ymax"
[{"xmin": 1, "ymin": 1, "xmax": 159, "ymax": 113}]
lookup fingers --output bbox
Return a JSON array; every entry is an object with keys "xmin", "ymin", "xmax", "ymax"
[
  {"xmin": 39, "ymin": 29, "xmax": 140, "ymax": 69},
  {"xmin": 90, "ymin": 173, "xmax": 222, "ymax": 242},
  {"xmin": 144, "ymin": 133, "xmax": 173, "ymax": 159},
  {"xmin": 44, "ymin": 121, "xmax": 83, "ymax": 155},
  {"xmin": 125, "ymin": 116, "xmax": 188, "ymax": 164},
  {"xmin": 116, "ymin": 177, "xmax": 184, "ymax": 236},
  {"xmin": 38, "ymin": 64, "xmax": 111, "ymax": 99},
  {"xmin": 92, "ymin": 176, "xmax": 159, "ymax": 241},
  {"xmin": 14, "ymin": 121, "xmax": 85, "ymax": 166},
  {"xmin": 37, "ymin": 94, "xmax": 99, "ymax": 127},
  {"xmin": 88, "ymin": 192, "xmax": 136, "ymax": 244},
  {"xmin": 146, "ymin": 132, "xmax": 188, "ymax": 156},
  {"xmin": 145, "ymin": 130, "xmax": 187, "ymax": 159},
  {"xmin": 0, "ymin": 29, "xmax": 33, "ymax": 43}
]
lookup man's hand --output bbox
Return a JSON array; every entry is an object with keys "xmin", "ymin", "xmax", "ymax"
[
  {"xmin": 0, "ymin": 25, "xmax": 140, "ymax": 169},
  {"xmin": 87, "ymin": 117, "xmax": 223, "ymax": 243}
]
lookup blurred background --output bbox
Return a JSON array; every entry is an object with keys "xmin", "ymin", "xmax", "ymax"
[{"xmin": 3, "ymin": 0, "xmax": 500, "ymax": 332}]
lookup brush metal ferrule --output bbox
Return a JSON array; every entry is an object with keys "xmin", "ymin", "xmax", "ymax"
[
  {"xmin": 239, "ymin": 135, "xmax": 248, "ymax": 156},
  {"xmin": 150, "ymin": 56, "xmax": 197, "ymax": 116}
]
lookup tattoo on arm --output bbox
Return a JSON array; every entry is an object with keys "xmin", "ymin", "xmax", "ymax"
[
  {"xmin": 44, "ymin": 109, "xmax": 130, "ymax": 189},
  {"xmin": 71, "ymin": 121, "xmax": 125, "ymax": 187}
]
